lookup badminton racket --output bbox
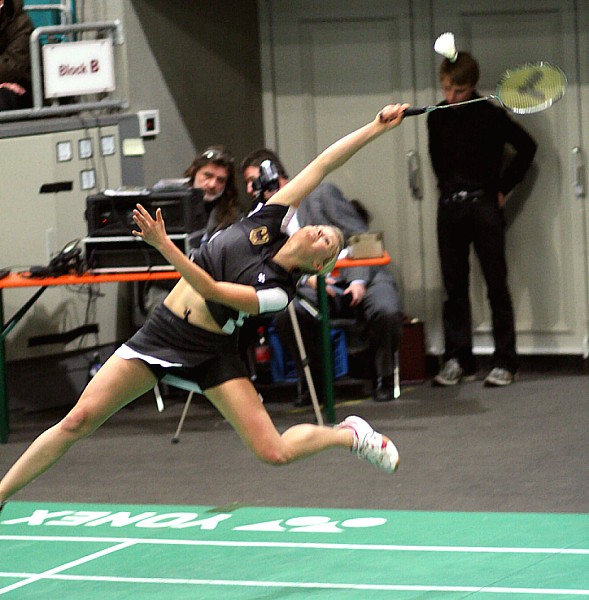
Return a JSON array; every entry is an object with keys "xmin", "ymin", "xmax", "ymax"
[{"xmin": 391, "ymin": 62, "xmax": 567, "ymax": 118}]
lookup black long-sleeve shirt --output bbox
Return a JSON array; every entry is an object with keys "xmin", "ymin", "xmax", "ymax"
[
  {"xmin": 0, "ymin": 0, "xmax": 33, "ymax": 87},
  {"xmin": 427, "ymin": 94, "xmax": 537, "ymax": 196}
]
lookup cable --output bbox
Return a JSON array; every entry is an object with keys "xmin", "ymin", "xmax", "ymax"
[{"xmin": 96, "ymin": 122, "xmax": 110, "ymax": 189}]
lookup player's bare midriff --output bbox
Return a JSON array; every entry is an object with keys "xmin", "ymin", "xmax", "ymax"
[{"xmin": 163, "ymin": 279, "xmax": 227, "ymax": 334}]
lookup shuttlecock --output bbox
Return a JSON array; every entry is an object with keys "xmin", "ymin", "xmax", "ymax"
[{"xmin": 434, "ymin": 32, "xmax": 458, "ymax": 62}]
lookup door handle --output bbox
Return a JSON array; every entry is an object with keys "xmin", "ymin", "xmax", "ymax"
[
  {"xmin": 406, "ymin": 150, "xmax": 422, "ymax": 200},
  {"xmin": 572, "ymin": 146, "xmax": 586, "ymax": 198}
]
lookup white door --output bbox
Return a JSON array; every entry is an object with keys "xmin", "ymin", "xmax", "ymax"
[
  {"xmin": 427, "ymin": 0, "xmax": 588, "ymax": 357},
  {"xmin": 260, "ymin": 0, "xmax": 589, "ymax": 357},
  {"xmin": 259, "ymin": 0, "xmax": 429, "ymax": 317},
  {"xmin": 578, "ymin": 1, "xmax": 589, "ymax": 357}
]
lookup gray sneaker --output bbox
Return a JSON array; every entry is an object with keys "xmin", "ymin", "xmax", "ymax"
[
  {"xmin": 433, "ymin": 359, "xmax": 464, "ymax": 386},
  {"xmin": 484, "ymin": 368, "xmax": 514, "ymax": 387}
]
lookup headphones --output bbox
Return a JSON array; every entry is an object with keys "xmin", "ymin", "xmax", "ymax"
[{"xmin": 29, "ymin": 239, "xmax": 85, "ymax": 278}]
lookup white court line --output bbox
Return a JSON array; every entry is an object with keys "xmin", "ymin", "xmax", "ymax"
[
  {"xmin": 1, "ymin": 536, "xmax": 587, "ymax": 596},
  {"xmin": 0, "ymin": 573, "xmax": 588, "ymax": 595},
  {"xmin": 0, "ymin": 540, "xmax": 135, "ymax": 596},
  {"xmin": 1, "ymin": 534, "xmax": 588, "ymax": 554}
]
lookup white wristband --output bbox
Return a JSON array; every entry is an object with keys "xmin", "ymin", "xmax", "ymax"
[{"xmin": 257, "ymin": 288, "xmax": 289, "ymax": 313}]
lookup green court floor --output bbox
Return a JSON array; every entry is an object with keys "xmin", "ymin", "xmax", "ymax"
[{"xmin": 1, "ymin": 502, "xmax": 588, "ymax": 598}]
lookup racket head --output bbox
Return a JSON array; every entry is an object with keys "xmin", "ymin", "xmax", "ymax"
[{"xmin": 496, "ymin": 62, "xmax": 567, "ymax": 114}]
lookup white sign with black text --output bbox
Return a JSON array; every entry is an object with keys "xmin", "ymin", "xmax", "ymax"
[{"xmin": 42, "ymin": 39, "xmax": 115, "ymax": 99}]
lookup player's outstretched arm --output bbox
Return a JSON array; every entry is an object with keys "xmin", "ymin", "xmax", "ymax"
[
  {"xmin": 266, "ymin": 103, "xmax": 408, "ymax": 211},
  {"xmin": 132, "ymin": 205, "xmax": 260, "ymax": 314}
]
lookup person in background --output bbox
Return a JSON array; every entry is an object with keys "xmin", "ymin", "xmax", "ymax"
[
  {"xmin": 241, "ymin": 148, "xmax": 290, "ymax": 215},
  {"xmin": 241, "ymin": 150, "xmax": 403, "ymax": 403},
  {"xmin": 0, "ymin": 0, "xmax": 33, "ymax": 111},
  {"xmin": 183, "ymin": 146, "xmax": 243, "ymax": 244},
  {"xmin": 143, "ymin": 146, "xmax": 243, "ymax": 316},
  {"xmin": 427, "ymin": 52, "xmax": 537, "ymax": 387}
]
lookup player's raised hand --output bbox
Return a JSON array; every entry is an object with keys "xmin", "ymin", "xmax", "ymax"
[
  {"xmin": 378, "ymin": 103, "xmax": 410, "ymax": 127},
  {"xmin": 132, "ymin": 204, "xmax": 167, "ymax": 249}
]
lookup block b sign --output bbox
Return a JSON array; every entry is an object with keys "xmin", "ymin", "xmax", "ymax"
[{"xmin": 43, "ymin": 39, "xmax": 115, "ymax": 99}]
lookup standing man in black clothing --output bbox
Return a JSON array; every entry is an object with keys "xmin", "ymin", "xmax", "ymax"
[{"xmin": 428, "ymin": 52, "xmax": 537, "ymax": 387}]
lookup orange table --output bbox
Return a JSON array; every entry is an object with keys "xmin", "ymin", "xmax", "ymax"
[
  {"xmin": 0, "ymin": 253, "xmax": 391, "ymax": 440},
  {"xmin": 0, "ymin": 270, "xmax": 180, "ymax": 443},
  {"xmin": 329, "ymin": 252, "xmax": 391, "ymax": 275}
]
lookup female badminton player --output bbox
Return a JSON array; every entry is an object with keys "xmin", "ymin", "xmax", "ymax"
[{"xmin": 0, "ymin": 102, "xmax": 409, "ymax": 514}]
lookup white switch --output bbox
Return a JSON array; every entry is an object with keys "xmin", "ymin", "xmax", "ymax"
[
  {"xmin": 56, "ymin": 140, "xmax": 72, "ymax": 162},
  {"xmin": 100, "ymin": 134, "xmax": 116, "ymax": 156},
  {"xmin": 79, "ymin": 138, "xmax": 93, "ymax": 159},
  {"xmin": 80, "ymin": 169, "xmax": 96, "ymax": 190},
  {"xmin": 137, "ymin": 109, "xmax": 160, "ymax": 137}
]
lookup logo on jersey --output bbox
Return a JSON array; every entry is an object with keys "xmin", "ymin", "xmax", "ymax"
[
  {"xmin": 249, "ymin": 226, "xmax": 269, "ymax": 245},
  {"xmin": 258, "ymin": 273, "xmax": 266, "ymax": 283}
]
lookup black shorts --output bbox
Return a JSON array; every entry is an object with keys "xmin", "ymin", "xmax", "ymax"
[{"xmin": 116, "ymin": 303, "xmax": 248, "ymax": 391}]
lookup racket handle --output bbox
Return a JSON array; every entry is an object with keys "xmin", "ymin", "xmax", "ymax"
[
  {"xmin": 378, "ymin": 105, "xmax": 427, "ymax": 123},
  {"xmin": 403, "ymin": 106, "xmax": 427, "ymax": 117}
]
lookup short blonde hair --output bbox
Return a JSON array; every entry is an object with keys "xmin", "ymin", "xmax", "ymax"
[{"xmin": 316, "ymin": 226, "xmax": 344, "ymax": 275}]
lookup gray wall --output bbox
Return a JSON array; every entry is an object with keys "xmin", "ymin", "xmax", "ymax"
[
  {"xmin": 75, "ymin": 0, "xmax": 265, "ymax": 189},
  {"xmin": 126, "ymin": 0, "xmax": 265, "ymax": 193}
]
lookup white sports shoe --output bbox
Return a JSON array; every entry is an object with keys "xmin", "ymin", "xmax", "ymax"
[{"xmin": 336, "ymin": 415, "xmax": 399, "ymax": 473}]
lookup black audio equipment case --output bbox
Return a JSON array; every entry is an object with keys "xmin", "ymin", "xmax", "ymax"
[
  {"xmin": 85, "ymin": 187, "xmax": 206, "ymax": 237},
  {"xmin": 83, "ymin": 187, "xmax": 206, "ymax": 272}
]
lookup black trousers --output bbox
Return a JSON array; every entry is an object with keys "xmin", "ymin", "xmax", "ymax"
[{"xmin": 437, "ymin": 195, "xmax": 517, "ymax": 373}]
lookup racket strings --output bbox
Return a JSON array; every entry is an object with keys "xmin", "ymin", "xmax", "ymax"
[{"xmin": 497, "ymin": 63, "xmax": 567, "ymax": 114}]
